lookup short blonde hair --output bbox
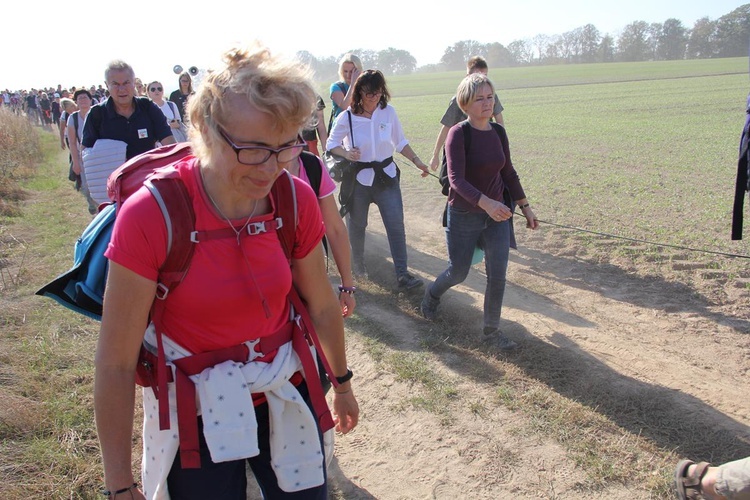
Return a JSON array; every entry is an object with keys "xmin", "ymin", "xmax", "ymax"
[
  {"xmin": 337, "ymin": 53, "xmax": 363, "ymax": 81},
  {"xmin": 188, "ymin": 43, "xmax": 316, "ymax": 166},
  {"xmin": 60, "ymin": 98, "xmax": 76, "ymax": 111},
  {"xmin": 456, "ymin": 73, "xmax": 495, "ymax": 113}
]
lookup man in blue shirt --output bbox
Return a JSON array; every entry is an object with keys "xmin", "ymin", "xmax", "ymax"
[{"xmin": 82, "ymin": 60, "xmax": 174, "ymax": 160}]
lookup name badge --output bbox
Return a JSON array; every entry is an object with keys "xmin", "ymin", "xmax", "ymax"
[{"xmin": 138, "ymin": 129, "xmax": 148, "ymax": 139}]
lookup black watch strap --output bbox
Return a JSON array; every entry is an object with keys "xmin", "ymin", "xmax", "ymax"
[{"xmin": 335, "ymin": 368, "xmax": 353, "ymax": 384}]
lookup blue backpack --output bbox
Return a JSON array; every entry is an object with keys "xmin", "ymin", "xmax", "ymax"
[{"xmin": 36, "ymin": 142, "xmax": 197, "ymax": 319}]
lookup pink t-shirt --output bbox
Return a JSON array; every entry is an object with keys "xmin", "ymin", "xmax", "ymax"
[
  {"xmin": 104, "ymin": 157, "xmax": 325, "ymax": 354},
  {"xmin": 293, "ymin": 155, "xmax": 336, "ymax": 199}
]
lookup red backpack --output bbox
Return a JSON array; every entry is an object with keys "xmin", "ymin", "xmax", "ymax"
[{"xmin": 39, "ymin": 143, "xmax": 337, "ymax": 468}]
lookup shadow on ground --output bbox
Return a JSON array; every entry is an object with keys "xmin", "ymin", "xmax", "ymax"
[{"xmin": 352, "ymin": 231, "xmax": 750, "ymax": 468}]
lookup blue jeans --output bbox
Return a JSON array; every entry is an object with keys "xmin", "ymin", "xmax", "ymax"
[
  {"xmin": 347, "ymin": 180, "xmax": 409, "ymax": 277},
  {"xmin": 166, "ymin": 381, "xmax": 327, "ymax": 500},
  {"xmin": 429, "ymin": 206, "xmax": 510, "ymax": 330}
]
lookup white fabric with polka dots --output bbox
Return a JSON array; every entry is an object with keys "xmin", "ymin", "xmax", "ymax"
[{"xmin": 140, "ymin": 324, "xmax": 324, "ymax": 498}]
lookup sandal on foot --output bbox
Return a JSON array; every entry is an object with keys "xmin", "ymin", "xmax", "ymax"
[{"xmin": 674, "ymin": 459, "xmax": 711, "ymax": 499}]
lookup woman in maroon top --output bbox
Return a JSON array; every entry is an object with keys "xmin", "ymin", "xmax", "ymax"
[{"xmin": 421, "ymin": 73, "xmax": 538, "ymax": 350}]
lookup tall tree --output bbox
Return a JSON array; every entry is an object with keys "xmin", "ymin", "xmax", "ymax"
[
  {"xmin": 532, "ymin": 34, "xmax": 550, "ymax": 63},
  {"xmin": 544, "ymin": 35, "xmax": 563, "ymax": 63},
  {"xmin": 715, "ymin": 4, "xmax": 750, "ymax": 57},
  {"xmin": 440, "ymin": 40, "xmax": 486, "ymax": 70},
  {"xmin": 485, "ymin": 42, "xmax": 514, "ymax": 68},
  {"xmin": 659, "ymin": 18, "xmax": 688, "ymax": 60},
  {"xmin": 687, "ymin": 17, "xmax": 718, "ymax": 58},
  {"xmin": 356, "ymin": 50, "xmax": 379, "ymax": 71},
  {"xmin": 647, "ymin": 22, "xmax": 663, "ymax": 60},
  {"xmin": 507, "ymin": 39, "xmax": 532, "ymax": 65},
  {"xmin": 580, "ymin": 24, "xmax": 601, "ymax": 63},
  {"xmin": 617, "ymin": 20, "xmax": 650, "ymax": 61},
  {"xmin": 560, "ymin": 28, "xmax": 580, "ymax": 61},
  {"xmin": 599, "ymin": 34, "xmax": 615, "ymax": 62},
  {"xmin": 377, "ymin": 48, "xmax": 417, "ymax": 75}
]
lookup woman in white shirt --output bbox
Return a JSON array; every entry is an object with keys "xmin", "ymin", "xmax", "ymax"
[
  {"xmin": 147, "ymin": 80, "xmax": 188, "ymax": 142},
  {"xmin": 326, "ymin": 69, "xmax": 430, "ymax": 289}
]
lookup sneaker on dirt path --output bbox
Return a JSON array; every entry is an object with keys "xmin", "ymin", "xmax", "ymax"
[
  {"xmin": 397, "ymin": 273, "xmax": 423, "ymax": 290},
  {"xmin": 420, "ymin": 288, "xmax": 440, "ymax": 320},
  {"xmin": 482, "ymin": 328, "xmax": 518, "ymax": 351}
]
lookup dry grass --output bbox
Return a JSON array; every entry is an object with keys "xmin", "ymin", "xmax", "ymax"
[
  {"xmin": 0, "ymin": 108, "xmax": 40, "ymax": 217},
  {"xmin": 2, "ymin": 62, "xmax": 748, "ymax": 498}
]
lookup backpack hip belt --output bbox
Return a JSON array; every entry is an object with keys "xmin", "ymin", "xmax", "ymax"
[{"xmin": 144, "ymin": 310, "xmax": 335, "ymax": 469}]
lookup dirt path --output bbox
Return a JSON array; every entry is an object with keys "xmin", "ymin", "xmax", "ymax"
[
  {"xmin": 6, "ymin": 159, "xmax": 750, "ymax": 498},
  {"xmin": 317, "ymin": 181, "xmax": 750, "ymax": 499}
]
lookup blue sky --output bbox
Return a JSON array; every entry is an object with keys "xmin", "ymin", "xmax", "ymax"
[{"xmin": 3, "ymin": 0, "xmax": 745, "ymax": 92}]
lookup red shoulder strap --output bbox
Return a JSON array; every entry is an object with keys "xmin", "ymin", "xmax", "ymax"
[
  {"xmin": 144, "ymin": 174, "xmax": 196, "ymax": 298},
  {"xmin": 143, "ymin": 173, "xmax": 197, "ymax": 432},
  {"xmin": 271, "ymin": 170, "xmax": 297, "ymax": 261}
]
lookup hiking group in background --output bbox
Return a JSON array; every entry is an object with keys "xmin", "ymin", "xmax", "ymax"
[
  {"xmin": 3, "ymin": 67, "xmax": 196, "ymax": 214},
  {"xmin": 31, "ymin": 42, "xmax": 750, "ymax": 499}
]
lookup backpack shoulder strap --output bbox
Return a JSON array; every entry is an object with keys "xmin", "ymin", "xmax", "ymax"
[
  {"xmin": 145, "ymin": 174, "xmax": 197, "ymax": 297},
  {"xmin": 72, "ymin": 112, "xmax": 80, "ymax": 144},
  {"xmin": 461, "ymin": 120, "xmax": 473, "ymax": 152},
  {"xmin": 490, "ymin": 121, "xmax": 506, "ymax": 142},
  {"xmin": 300, "ymin": 151, "xmax": 323, "ymax": 196},
  {"xmin": 271, "ymin": 169, "xmax": 298, "ymax": 261},
  {"xmin": 167, "ymin": 100, "xmax": 179, "ymax": 120}
]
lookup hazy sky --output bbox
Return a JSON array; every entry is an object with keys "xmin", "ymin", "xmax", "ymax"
[{"xmin": 4, "ymin": 0, "xmax": 745, "ymax": 92}]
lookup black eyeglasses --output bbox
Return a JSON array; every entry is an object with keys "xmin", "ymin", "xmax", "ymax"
[
  {"xmin": 218, "ymin": 127, "xmax": 306, "ymax": 165},
  {"xmin": 149, "ymin": 87, "xmax": 163, "ymax": 92},
  {"xmin": 364, "ymin": 90, "xmax": 383, "ymax": 99}
]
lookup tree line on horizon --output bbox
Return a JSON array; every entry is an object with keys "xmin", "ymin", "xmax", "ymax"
[{"xmin": 298, "ymin": 4, "xmax": 750, "ymax": 82}]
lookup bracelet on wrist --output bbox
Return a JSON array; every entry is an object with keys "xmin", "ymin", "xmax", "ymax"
[
  {"xmin": 101, "ymin": 482, "xmax": 138, "ymax": 497},
  {"xmin": 338, "ymin": 285, "xmax": 356, "ymax": 295},
  {"xmin": 519, "ymin": 203, "xmax": 530, "ymax": 209}
]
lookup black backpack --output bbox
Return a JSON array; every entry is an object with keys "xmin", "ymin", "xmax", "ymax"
[
  {"xmin": 299, "ymin": 151, "xmax": 323, "ymax": 196},
  {"xmin": 298, "ymin": 151, "xmax": 330, "ymax": 258}
]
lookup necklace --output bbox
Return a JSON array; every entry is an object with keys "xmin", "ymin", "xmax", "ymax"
[{"xmin": 200, "ymin": 166, "xmax": 259, "ymax": 245}]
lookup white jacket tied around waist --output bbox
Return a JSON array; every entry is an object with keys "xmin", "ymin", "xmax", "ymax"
[{"xmin": 140, "ymin": 324, "xmax": 325, "ymax": 499}]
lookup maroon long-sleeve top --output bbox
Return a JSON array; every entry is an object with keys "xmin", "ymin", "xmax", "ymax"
[{"xmin": 446, "ymin": 122, "xmax": 526, "ymax": 212}]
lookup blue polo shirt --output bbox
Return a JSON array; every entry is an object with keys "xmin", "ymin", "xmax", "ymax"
[{"xmin": 82, "ymin": 96, "xmax": 173, "ymax": 159}]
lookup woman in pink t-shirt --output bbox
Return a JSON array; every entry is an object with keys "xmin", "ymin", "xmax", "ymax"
[{"xmin": 95, "ymin": 44, "xmax": 359, "ymax": 500}]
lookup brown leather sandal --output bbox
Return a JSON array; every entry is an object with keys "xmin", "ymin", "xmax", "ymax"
[{"xmin": 674, "ymin": 459, "xmax": 712, "ymax": 499}]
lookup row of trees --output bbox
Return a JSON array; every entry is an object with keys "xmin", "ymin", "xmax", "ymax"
[{"xmin": 302, "ymin": 4, "xmax": 749, "ymax": 80}]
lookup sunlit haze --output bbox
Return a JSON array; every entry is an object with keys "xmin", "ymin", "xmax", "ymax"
[{"xmin": 4, "ymin": 0, "xmax": 745, "ymax": 93}]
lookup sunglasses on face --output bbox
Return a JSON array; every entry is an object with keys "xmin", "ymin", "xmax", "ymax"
[
  {"xmin": 149, "ymin": 87, "xmax": 163, "ymax": 92},
  {"xmin": 364, "ymin": 90, "xmax": 383, "ymax": 99}
]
